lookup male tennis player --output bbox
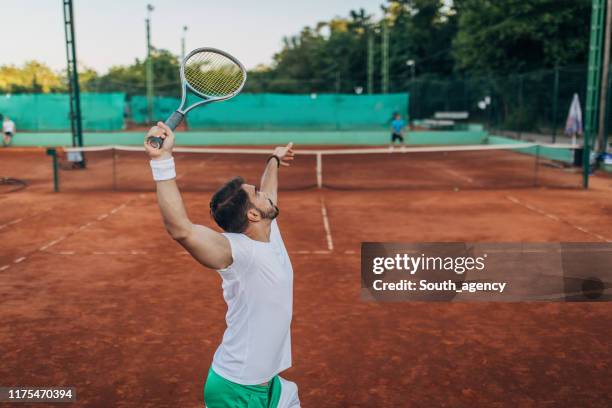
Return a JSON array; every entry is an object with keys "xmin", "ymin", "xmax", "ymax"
[
  {"xmin": 390, "ymin": 112, "xmax": 406, "ymax": 144},
  {"xmin": 2, "ymin": 116, "xmax": 15, "ymax": 147},
  {"xmin": 144, "ymin": 122, "xmax": 300, "ymax": 408}
]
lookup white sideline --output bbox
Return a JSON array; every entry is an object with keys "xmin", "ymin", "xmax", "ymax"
[{"xmin": 320, "ymin": 196, "xmax": 334, "ymax": 251}]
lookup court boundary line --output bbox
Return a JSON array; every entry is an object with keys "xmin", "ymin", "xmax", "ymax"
[
  {"xmin": 505, "ymin": 195, "xmax": 612, "ymax": 242},
  {"xmin": 40, "ymin": 249, "xmax": 344, "ymax": 256},
  {"xmin": 23, "ymin": 193, "xmax": 336, "ymax": 259},
  {"xmin": 0, "ymin": 207, "xmax": 54, "ymax": 231},
  {"xmin": 0, "ymin": 198, "xmax": 138, "ymax": 273},
  {"xmin": 320, "ymin": 195, "xmax": 334, "ymax": 251}
]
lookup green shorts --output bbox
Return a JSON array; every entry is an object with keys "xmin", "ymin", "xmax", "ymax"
[{"xmin": 204, "ymin": 367, "xmax": 281, "ymax": 408}]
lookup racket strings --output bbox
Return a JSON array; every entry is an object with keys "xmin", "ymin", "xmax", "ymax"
[{"xmin": 184, "ymin": 51, "xmax": 245, "ymax": 97}]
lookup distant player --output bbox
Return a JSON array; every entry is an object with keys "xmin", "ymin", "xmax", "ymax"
[
  {"xmin": 2, "ymin": 116, "xmax": 15, "ymax": 147},
  {"xmin": 390, "ymin": 112, "xmax": 406, "ymax": 144}
]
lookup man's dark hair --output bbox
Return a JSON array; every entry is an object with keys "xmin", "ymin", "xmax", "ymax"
[{"xmin": 210, "ymin": 176, "xmax": 251, "ymax": 233}]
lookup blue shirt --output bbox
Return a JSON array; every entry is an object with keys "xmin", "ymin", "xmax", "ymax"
[{"xmin": 391, "ymin": 119, "xmax": 405, "ymax": 133}]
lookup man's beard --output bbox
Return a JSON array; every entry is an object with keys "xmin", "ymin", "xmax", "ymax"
[{"xmin": 258, "ymin": 199, "xmax": 279, "ymax": 220}]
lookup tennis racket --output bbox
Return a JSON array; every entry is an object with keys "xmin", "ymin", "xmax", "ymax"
[{"xmin": 147, "ymin": 47, "xmax": 247, "ymax": 148}]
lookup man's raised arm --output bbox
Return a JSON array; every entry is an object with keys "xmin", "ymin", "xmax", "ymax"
[
  {"xmin": 145, "ymin": 122, "xmax": 231, "ymax": 270},
  {"xmin": 260, "ymin": 142, "xmax": 295, "ymax": 205}
]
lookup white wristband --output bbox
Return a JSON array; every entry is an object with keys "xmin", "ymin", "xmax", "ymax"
[{"xmin": 150, "ymin": 157, "xmax": 176, "ymax": 181}]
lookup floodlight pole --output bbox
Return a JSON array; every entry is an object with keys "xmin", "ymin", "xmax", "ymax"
[
  {"xmin": 367, "ymin": 31, "xmax": 374, "ymax": 95},
  {"xmin": 406, "ymin": 60, "xmax": 415, "ymax": 82},
  {"xmin": 146, "ymin": 4, "xmax": 155, "ymax": 124},
  {"xmin": 62, "ymin": 0, "xmax": 83, "ymax": 149},
  {"xmin": 552, "ymin": 65, "xmax": 559, "ymax": 143},
  {"xmin": 406, "ymin": 59, "xmax": 416, "ymax": 121},
  {"xmin": 181, "ymin": 25, "xmax": 188, "ymax": 61},
  {"xmin": 597, "ymin": 0, "xmax": 612, "ymax": 154},
  {"xmin": 381, "ymin": 21, "xmax": 389, "ymax": 94},
  {"xmin": 583, "ymin": 0, "xmax": 606, "ymax": 188}
]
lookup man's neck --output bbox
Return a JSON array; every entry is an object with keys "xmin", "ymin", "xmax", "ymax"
[{"xmin": 244, "ymin": 220, "xmax": 272, "ymax": 243}]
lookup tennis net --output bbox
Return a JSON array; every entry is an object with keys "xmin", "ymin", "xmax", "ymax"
[{"xmin": 45, "ymin": 143, "xmax": 583, "ymax": 192}]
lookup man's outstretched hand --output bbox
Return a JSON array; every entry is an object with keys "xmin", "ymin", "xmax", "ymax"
[
  {"xmin": 144, "ymin": 122, "xmax": 175, "ymax": 160},
  {"xmin": 273, "ymin": 142, "xmax": 295, "ymax": 167}
]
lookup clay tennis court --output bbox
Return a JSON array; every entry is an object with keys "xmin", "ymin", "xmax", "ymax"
[{"xmin": 2, "ymin": 146, "xmax": 612, "ymax": 407}]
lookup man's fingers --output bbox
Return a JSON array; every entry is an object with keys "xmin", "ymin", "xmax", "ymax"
[
  {"xmin": 286, "ymin": 142, "xmax": 294, "ymax": 150},
  {"xmin": 147, "ymin": 125, "xmax": 164, "ymax": 137},
  {"xmin": 157, "ymin": 121, "xmax": 172, "ymax": 135}
]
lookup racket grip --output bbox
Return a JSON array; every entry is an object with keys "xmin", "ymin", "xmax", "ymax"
[
  {"xmin": 146, "ymin": 111, "xmax": 184, "ymax": 149},
  {"xmin": 165, "ymin": 111, "xmax": 184, "ymax": 131}
]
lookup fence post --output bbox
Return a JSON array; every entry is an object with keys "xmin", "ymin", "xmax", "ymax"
[
  {"xmin": 46, "ymin": 148, "xmax": 59, "ymax": 192},
  {"xmin": 552, "ymin": 66, "xmax": 560, "ymax": 143},
  {"xmin": 518, "ymin": 74, "xmax": 524, "ymax": 139}
]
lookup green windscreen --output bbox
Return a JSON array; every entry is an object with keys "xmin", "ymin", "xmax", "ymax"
[
  {"xmin": 131, "ymin": 93, "xmax": 409, "ymax": 130},
  {"xmin": 0, "ymin": 93, "xmax": 126, "ymax": 131}
]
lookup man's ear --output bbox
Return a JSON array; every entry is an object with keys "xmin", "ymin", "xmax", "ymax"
[{"xmin": 247, "ymin": 208, "xmax": 261, "ymax": 222}]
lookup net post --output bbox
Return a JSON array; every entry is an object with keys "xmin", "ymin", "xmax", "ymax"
[
  {"xmin": 316, "ymin": 153, "xmax": 323, "ymax": 188},
  {"xmin": 46, "ymin": 148, "xmax": 59, "ymax": 192}
]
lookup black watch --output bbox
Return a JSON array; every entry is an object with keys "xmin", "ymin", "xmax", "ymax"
[{"xmin": 267, "ymin": 155, "xmax": 280, "ymax": 168}]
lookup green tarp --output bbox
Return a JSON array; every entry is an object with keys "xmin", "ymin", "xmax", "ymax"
[
  {"xmin": 0, "ymin": 93, "xmax": 126, "ymax": 131},
  {"xmin": 131, "ymin": 93, "xmax": 409, "ymax": 130}
]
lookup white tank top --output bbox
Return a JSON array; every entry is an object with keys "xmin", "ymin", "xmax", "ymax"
[{"xmin": 212, "ymin": 219, "xmax": 293, "ymax": 385}]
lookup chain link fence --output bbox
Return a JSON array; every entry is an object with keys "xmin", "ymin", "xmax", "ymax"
[{"xmin": 404, "ymin": 67, "xmax": 591, "ymax": 137}]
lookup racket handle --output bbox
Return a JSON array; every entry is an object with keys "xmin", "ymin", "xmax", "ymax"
[
  {"xmin": 165, "ymin": 111, "xmax": 184, "ymax": 131},
  {"xmin": 146, "ymin": 111, "xmax": 184, "ymax": 149}
]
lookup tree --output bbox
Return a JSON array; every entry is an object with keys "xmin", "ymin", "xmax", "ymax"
[
  {"xmin": 78, "ymin": 67, "xmax": 100, "ymax": 92},
  {"xmin": 0, "ymin": 61, "xmax": 63, "ymax": 93},
  {"xmin": 245, "ymin": 1, "xmax": 458, "ymax": 93},
  {"xmin": 452, "ymin": 0, "xmax": 591, "ymax": 74},
  {"xmin": 386, "ymin": 0, "xmax": 457, "ymax": 84},
  {"xmin": 87, "ymin": 49, "xmax": 180, "ymax": 96}
]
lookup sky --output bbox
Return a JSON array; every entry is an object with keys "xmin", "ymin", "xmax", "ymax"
[{"xmin": 0, "ymin": 0, "xmax": 384, "ymax": 73}]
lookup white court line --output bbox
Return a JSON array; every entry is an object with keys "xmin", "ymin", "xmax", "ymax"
[
  {"xmin": 319, "ymin": 196, "xmax": 334, "ymax": 251},
  {"xmin": 40, "ymin": 236, "xmax": 67, "ymax": 251},
  {"xmin": 0, "ymin": 218, "xmax": 23, "ymax": 230},
  {"xmin": 0, "ymin": 207, "xmax": 55, "ymax": 231},
  {"xmin": 10, "ymin": 198, "xmax": 137, "ymax": 269},
  {"xmin": 291, "ymin": 250, "xmax": 333, "ymax": 255},
  {"xmin": 47, "ymin": 249, "xmax": 340, "ymax": 256},
  {"xmin": 442, "ymin": 168, "xmax": 474, "ymax": 184},
  {"xmin": 38, "ymin": 196, "xmax": 334, "ymax": 259},
  {"xmin": 506, "ymin": 195, "xmax": 612, "ymax": 242}
]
